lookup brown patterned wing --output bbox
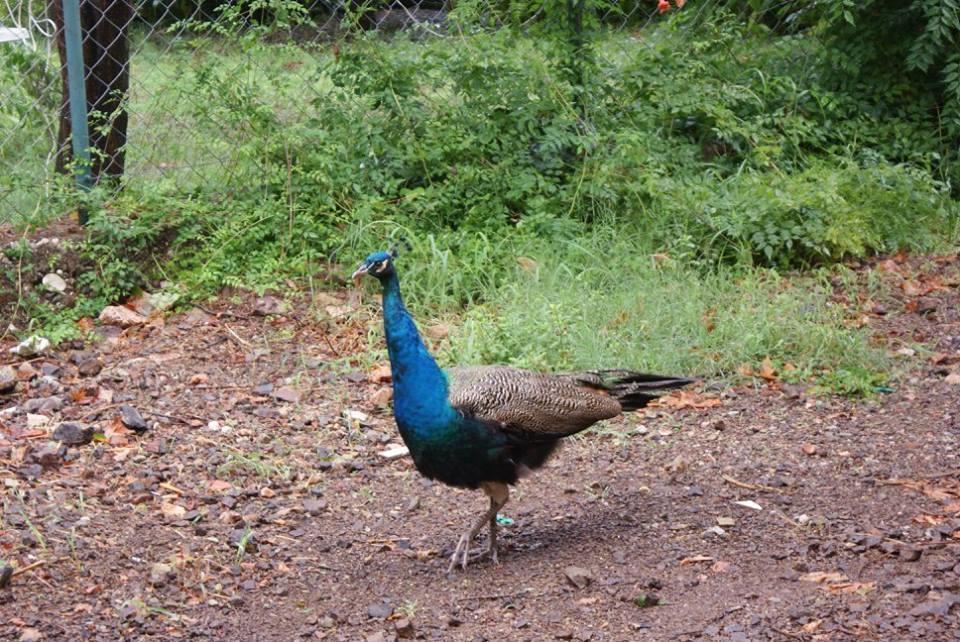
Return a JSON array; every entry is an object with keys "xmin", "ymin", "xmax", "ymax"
[{"xmin": 445, "ymin": 365, "xmax": 623, "ymax": 437}]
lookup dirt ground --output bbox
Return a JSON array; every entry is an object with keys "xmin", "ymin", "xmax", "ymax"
[{"xmin": 1, "ymin": 253, "xmax": 959, "ymax": 642}]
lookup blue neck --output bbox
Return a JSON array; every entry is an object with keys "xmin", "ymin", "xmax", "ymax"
[{"xmin": 380, "ymin": 274, "xmax": 456, "ymax": 438}]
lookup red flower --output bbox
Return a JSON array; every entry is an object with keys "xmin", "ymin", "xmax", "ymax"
[{"xmin": 658, "ymin": 0, "xmax": 670, "ymax": 13}]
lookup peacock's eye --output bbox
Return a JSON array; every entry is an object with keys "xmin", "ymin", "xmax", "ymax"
[{"xmin": 377, "ymin": 260, "xmax": 389, "ymax": 272}]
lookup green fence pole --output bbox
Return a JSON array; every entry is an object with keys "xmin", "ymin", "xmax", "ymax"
[
  {"xmin": 567, "ymin": 0, "xmax": 587, "ymax": 130},
  {"xmin": 62, "ymin": 0, "xmax": 92, "ymax": 224}
]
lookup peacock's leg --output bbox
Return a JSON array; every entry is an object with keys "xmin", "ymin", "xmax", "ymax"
[{"xmin": 447, "ymin": 482, "xmax": 509, "ymax": 572}]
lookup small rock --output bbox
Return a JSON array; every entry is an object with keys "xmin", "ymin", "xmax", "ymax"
[
  {"xmin": 665, "ymin": 455, "xmax": 688, "ymax": 474},
  {"xmin": 564, "ymin": 566, "xmax": 593, "ymax": 589},
  {"xmin": 27, "ymin": 414, "xmax": 50, "ymax": 429},
  {"xmin": 33, "ymin": 444, "xmax": 63, "ymax": 468},
  {"xmin": 39, "ymin": 363, "xmax": 59, "ymax": 377},
  {"xmin": 273, "ymin": 386, "xmax": 300, "ymax": 404},
  {"xmin": 253, "ymin": 296, "xmax": 286, "ymax": 316},
  {"xmin": 0, "ymin": 365, "xmax": 16, "ymax": 393},
  {"xmin": 253, "ymin": 383, "xmax": 273, "ymax": 396},
  {"xmin": 394, "ymin": 618, "xmax": 414, "ymax": 638},
  {"xmin": 343, "ymin": 409, "xmax": 370, "ymax": 424},
  {"xmin": 302, "ymin": 498, "xmax": 327, "ymax": 516},
  {"xmin": 24, "ymin": 396, "xmax": 64, "ymax": 413},
  {"xmin": 0, "ymin": 563, "xmax": 12, "ymax": 588},
  {"xmin": 52, "ymin": 422, "xmax": 94, "ymax": 446},
  {"xmin": 916, "ymin": 297, "xmax": 939, "ymax": 315},
  {"xmin": 119, "ymin": 405, "xmax": 149, "ymax": 432},
  {"xmin": 217, "ymin": 510, "xmax": 243, "ymax": 524},
  {"xmin": 703, "ymin": 526, "xmax": 727, "ymax": 539},
  {"xmin": 180, "ymin": 308, "xmax": 212, "ymax": 326},
  {"xmin": 899, "ymin": 546, "xmax": 922, "ymax": 562},
  {"xmin": 19, "ymin": 628, "xmax": 43, "ymax": 642},
  {"xmin": 16, "ymin": 362, "xmax": 38, "ymax": 379},
  {"xmin": 733, "ymin": 500, "xmax": 762, "ymax": 511},
  {"xmin": 367, "ymin": 601, "xmax": 393, "ymax": 619},
  {"xmin": 318, "ymin": 615, "xmax": 335, "ymax": 628},
  {"xmin": 908, "ymin": 593, "xmax": 960, "ymax": 617},
  {"xmin": 945, "ymin": 372, "xmax": 960, "ymax": 386},
  {"xmin": 77, "ymin": 358, "xmax": 102, "ymax": 377},
  {"xmin": 801, "ymin": 443, "xmax": 817, "ymax": 456},
  {"xmin": 717, "ymin": 517, "xmax": 736, "ymax": 527},
  {"xmin": 9, "ymin": 335, "xmax": 50, "ymax": 357},
  {"xmin": 370, "ymin": 387, "xmax": 393, "ymax": 406},
  {"xmin": 99, "ymin": 306, "xmax": 147, "ymax": 327},
  {"xmin": 150, "ymin": 562, "xmax": 175, "ymax": 587},
  {"xmin": 41, "ymin": 273, "xmax": 67, "ymax": 293}
]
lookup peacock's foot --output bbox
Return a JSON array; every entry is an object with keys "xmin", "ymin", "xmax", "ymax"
[{"xmin": 446, "ymin": 534, "xmax": 499, "ymax": 573}]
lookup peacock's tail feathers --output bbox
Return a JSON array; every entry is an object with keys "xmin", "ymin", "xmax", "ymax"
[{"xmin": 568, "ymin": 370, "xmax": 697, "ymax": 412}]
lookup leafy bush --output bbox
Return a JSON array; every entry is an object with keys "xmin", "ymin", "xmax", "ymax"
[{"xmin": 5, "ymin": 7, "xmax": 957, "ymax": 383}]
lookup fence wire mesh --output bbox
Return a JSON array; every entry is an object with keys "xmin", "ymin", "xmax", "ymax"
[{"xmin": 1, "ymin": 0, "xmax": 691, "ymax": 229}]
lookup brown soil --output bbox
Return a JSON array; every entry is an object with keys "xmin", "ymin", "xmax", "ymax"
[{"xmin": 1, "ymin": 254, "xmax": 959, "ymax": 642}]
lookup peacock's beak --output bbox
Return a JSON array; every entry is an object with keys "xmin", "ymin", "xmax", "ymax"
[{"xmin": 351, "ymin": 263, "xmax": 370, "ymax": 285}]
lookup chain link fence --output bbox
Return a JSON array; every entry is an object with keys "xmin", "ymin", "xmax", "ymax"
[{"xmin": 1, "ymin": 0, "xmax": 676, "ymax": 229}]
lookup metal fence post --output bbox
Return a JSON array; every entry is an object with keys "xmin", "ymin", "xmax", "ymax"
[
  {"xmin": 61, "ymin": 0, "xmax": 92, "ymax": 224},
  {"xmin": 568, "ymin": 0, "xmax": 586, "ymax": 128}
]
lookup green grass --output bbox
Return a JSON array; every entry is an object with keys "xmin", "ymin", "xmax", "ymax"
[
  {"xmin": 352, "ymin": 228, "xmax": 889, "ymax": 388},
  {"xmin": 2, "ymin": 14, "xmax": 954, "ymax": 396}
]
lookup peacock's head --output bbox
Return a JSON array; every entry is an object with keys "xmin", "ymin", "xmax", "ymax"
[{"xmin": 352, "ymin": 250, "xmax": 396, "ymax": 284}]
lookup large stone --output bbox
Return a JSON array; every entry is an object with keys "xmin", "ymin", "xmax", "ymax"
[
  {"xmin": 41, "ymin": 273, "xmax": 67, "ymax": 293},
  {"xmin": 0, "ymin": 365, "xmax": 15, "ymax": 393},
  {"xmin": 9, "ymin": 335, "xmax": 50, "ymax": 357},
  {"xmin": 52, "ymin": 422, "xmax": 94, "ymax": 446},
  {"xmin": 119, "ymin": 405, "xmax": 149, "ymax": 432},
  {"xmin": 98, "ymin": 306, "xmax": 147, "ymax": 327}
]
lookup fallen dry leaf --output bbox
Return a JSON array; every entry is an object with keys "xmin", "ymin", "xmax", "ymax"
[
  {"xmin": 208, "ymin": 480, "xmax": 232, "ymax": 493},
  {"xmin": 516, "ymin": 256, "xmax": 538, "ymax": 273},
  {"xmin": 801, "ymin": 620, "xmax": 822, "ymax": 633},
  {"xmin": 759, "ymin": 357, "xmax": 777, "ymax": 382},
  {"xmin": 368, "ymin": 364, "xmax": 392, "ymax": 383},
  {"xmin": 651, "ymin": 390, "xmax": 721, "ymax": 410},
  {"xmin": 103, "ymin": 418, "xmax": 129, "ymax": 447},
  {"xmin": 913, "ymin": 514, "xmax": 947, "ymax": 526},
  {"xmin": 902, "ymin": 280, "xmax": 922, "ymax": 296},
  {"xmin": 189, "ymin": 373, "xmax": 209, "ymax": 386},
  {"xmin": 710, "ymin": 560, "xmax": 732, "ymax": 573}
]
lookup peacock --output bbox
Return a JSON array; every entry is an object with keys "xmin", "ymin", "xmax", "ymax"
[{"xmin": 352, "ymin": 248, "xmax": 694, "ymax": 572}]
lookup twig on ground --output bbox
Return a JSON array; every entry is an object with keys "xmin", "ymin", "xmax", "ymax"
[
  {"xmin": 722, "ymin": 475, "xmax": 783, "ymax": 493},
  {"xmin": 81, "ymin": 403, "xmax": 120, "ymax": 420},
  {"xmin": 223, "ymin": 324, "xmax": 251, "ymax": 347},
  {"xmin": 12, "ymin": 558, "xmax": 53, "ymax": 577}
]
